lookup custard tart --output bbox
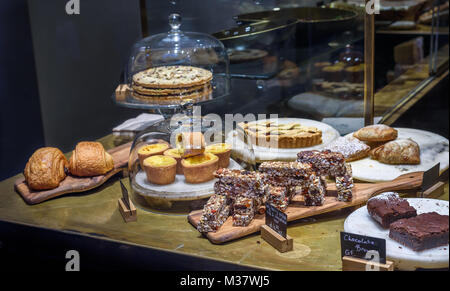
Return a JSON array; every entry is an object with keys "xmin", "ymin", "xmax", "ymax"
[
  {"xmin": 205, "ymin": 143, "xmax": 231, "ymax": 168},
  {"xmin": 143, "ymin": 155, "xmax": 177, "ymax": 185},
  {"xmin": 182, "ymin": 153, "xmax": 219, "ymax": 184},
  {"xmin": 163, "ymin": 148, "xmax": 183, "ymax": 174},
  {"xmin": 138, "ymin": 143, "xmax": 170, "ymax": 168},
  {"xmin": 176, "ymin": 132, "xmax": 205, "ymax": 158}
]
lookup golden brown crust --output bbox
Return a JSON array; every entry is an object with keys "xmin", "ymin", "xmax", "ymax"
[
  {"xmin": 132, "ymin": 66, "xmax": 213, "ymax": 89},
  {"xmin": 353, "ymin": 124, "xmax": 398, "ymax": 142},
  {"xmin": 163, "ymin": 149, "xmax": 183, "ymax": 174},
  {"xmin": 132, "ymin": 83, "xmax": 211, "ymax": 96},
  {"xmin": 69, "ymin": 142, "xmax": 114, "ymax": 177},
  {"xmin": 137, "ymin": 143, "xmax": 170, "ymax": 169},
  {"xmin": 240, "ymin": 121, "xmax": 322, "ymax": 149},
  {"xmin": 130, "ymin": 88, "xmax": 212, "ymax": 105},
  {"xmin": 181, "ymin": 153, "xmax": 219, "ymax": 184},
  {"xmin": 369, "ymin": 138, "xmax": 421, "ymax": 165},
  {"xmin": 24, "ymin": 147, "xmax": 68, "ymax": 190},
  {"xmin": 176, "ymin": 132, "xmax": 205, "ymax": 158},
  {"xmin": 143, "ymin": 155, "xmax": 177, "ymax": 185},
  {"xmin": 205, "ymin": 143, "xmax": 231, "ymax": 169}
]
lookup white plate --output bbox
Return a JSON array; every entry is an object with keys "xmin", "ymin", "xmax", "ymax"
[
  {"xmin": 344, "ymin": 198, "xmax": 449, "ymax": 270},
  {"xmin": 347, "ymin": 128, "xmax": 449, "ymax": 182},
  {"xmin": 226, "ymin": 118, "xmax": 340, "ymax": 162},
  {"xmin": 132, "ymin": 158, "xmax": 242, "ymax": 200}
]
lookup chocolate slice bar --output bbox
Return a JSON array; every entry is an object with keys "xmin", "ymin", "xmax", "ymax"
[
  {"xmin": 232, "ymin": 196, "xmax": 256, "ymax": 227},
  {"xmin": 389, "ymin": 212, "xmax": 449, "ymax": 251},
  {"xmin": 297, "ymin": 150, "xmax": 347, "ymax": 177},
  {"xmin": 197, "ymin": 194, "xmax": 231, "ymax": 233},
  {"xmin": 336, "ymin": 164, "xmax": 354, "ymax": 202},
  {"xmin": 367, "ymin": 192, "xmax": 417, "ymax": 228},
  {"xmin": 304, "ymin": 173, "xmax": 326, "ymax": 206},
  {"xmin": 259, "ymin": 161, "xmax": 312, "ymax": 179},
  {"xmin": 266, "ymin": 186, "xmax": 291, "ymax": 212}
]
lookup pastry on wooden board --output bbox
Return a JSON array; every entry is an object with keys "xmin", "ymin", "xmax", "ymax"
[
  {"xmin": 24, "ymin": 147, "xmax": 69, "ymax": 190},
  {"xmin": 69, "ymin": 141, "xmax": 114, "ymax": 177},
  {"xmin": 369, "ymin": 138, "xmax": 421, "ymax": 165},
  {"xmin": 353, "ymin": 124, "xmax": 398, "ymax": 142},
  {"xmin": 176, "ymin": 132, "xmax": 205, "ymax": 158},
  {"xmin": 143, "ymin": 155, "xmax": 177, "ymax": 185},
  {"xmin": 182, "ymin": 153, "xmax": 219, "ymax": 184}
]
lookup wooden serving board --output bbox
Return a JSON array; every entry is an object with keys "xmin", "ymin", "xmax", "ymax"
[
  {"xmin": 14, "ymin": 142, "xmax": 132, "ymax": 205},
  {"xmin": 188, "ymin": 171, "xmax": 424, "ymax": 244}
]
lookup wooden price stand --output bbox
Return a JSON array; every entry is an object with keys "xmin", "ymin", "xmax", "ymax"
[
  {"xmin": 261, "ymin": 203, "xmax": 293, "ymax": 253},
  {"xmin": 341, "ymin": 232, "xmax": 394, "ymax": 271}
]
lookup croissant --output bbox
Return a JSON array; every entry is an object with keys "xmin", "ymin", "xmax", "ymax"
[
  {"xmin": 24, "ymin": 147, "xmax": 68, "ymax": 190},
  {"xmin": 69, "ymin": 142, "xmax": 114, "ymax": 177},
  {"xmin": 369, "ymin": 138, "xmax": 421, "ymax": 165}
]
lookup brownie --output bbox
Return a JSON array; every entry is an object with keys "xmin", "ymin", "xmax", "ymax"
[
  {"xmin": 367, "ymin": 192, "xmax": 417, "ymax": 228},
  {"xmin": 389, "ymin": 212, "xmax": 449, "ymax": 251}
]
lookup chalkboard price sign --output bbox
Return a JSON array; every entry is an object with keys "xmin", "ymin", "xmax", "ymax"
[
  {"xmin": 265, "ymin": 203, "xmax": 287, "ymax": 238},
  {"xmin": 340, "ymin": 232, "xmax": 387, "ymax": 264}
]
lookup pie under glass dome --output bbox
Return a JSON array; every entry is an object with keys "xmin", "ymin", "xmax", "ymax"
[{"xmin": 118, "ymin": 13, "xmax": 230, "ymax": 110}]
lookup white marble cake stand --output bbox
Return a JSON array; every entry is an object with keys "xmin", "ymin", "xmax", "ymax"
[
  {"xmin": 344, "ymin": 198, "xmax": 449, "ymax": 270},
  {"xmin": 347, "ymin": 128, "xmax": 449, "ymax": 182},
  {"xmin": 133, "ymin": 158, "xmax": 242, "ymax": 200},
  {"xmin": 226, "ymin": 118, "xmax": 340, "ymax": 163}
]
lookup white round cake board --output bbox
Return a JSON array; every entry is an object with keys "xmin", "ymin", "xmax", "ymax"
[
  {"xmin": 133, "ymin": 159, "xmax": 242, "ymax": 200},
  {"xmin": 344, "ymin": 198, "xmax": 449, "ymax": 270},
  {"xmin": 226, "ymin": 118, "xmax": 340, "ymax": 163},
  {"xmin": 347, "ymin": 128, "xmax": 449, "ymax": 182}
]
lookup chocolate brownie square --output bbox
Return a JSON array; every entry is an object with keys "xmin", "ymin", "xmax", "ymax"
[
  {"xmin": 389, "ymin": 212, "xmax": 449, "ymax": 251},
  {"xmin": 367, "ymin": 192, "xmax": 417, "ymax": 228}
]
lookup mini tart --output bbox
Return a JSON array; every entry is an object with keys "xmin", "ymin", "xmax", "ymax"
[
  {"xmin": 176, "ymin": 132, "xmax": 205, "ymax": 158},
  {"xmin": 182, "ymin": 153, "xmax": 219, "ymax": 184},
  {"xmin": 205, "ymin": 143, "xmax": 232, "ymax": 168},
  {"xmin": 143, "ymin": 155, "xmax": 177, "ymax": 185},
  {"xmin": 138, "ymin": 143, "xmax": 170, "ymax": 167},
  {"xmin": 240, "ymin": 121, "xmax": 322, "ymax": 149},
  {"xmin": 163, "ymin": 148, "xmax": 183, "ymax": 174}
]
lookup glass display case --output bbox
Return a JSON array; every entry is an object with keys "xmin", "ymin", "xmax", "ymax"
[{"xmin": 114, "ymin": 13, "xmax": 230, "ymax": 112}]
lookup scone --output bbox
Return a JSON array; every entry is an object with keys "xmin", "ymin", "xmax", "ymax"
[
  {"xmin": 138, "ymin": 143, "xmax": 170, "ymax": 168},
  {"xmin": 143, "ymin": 155, "xmax": 177, "ymax": 185},
  {"xmin": 163, "ymin": 148, "xmax": 183, "ymax": 174},
  {"xmin": 182, "ymin": 153, "xmax": 219, "ymax": 184},
  {"xmin": 205, "ymin": 143, "xmax": 231, "ymax": 168},
  {"xmin": 353, "ymin": 124, "xmax": 398, "ymax": 142},
  {"xmin": 369, "ymin": 138, "xmax": 421, "ymax": 165},
  {"xmin": 176, "ymin": 132, "xmax": 205, "ymax": 158},
  {"xmin": 324, "ymin": 136, "xmax": 370, "ymax": 162}
]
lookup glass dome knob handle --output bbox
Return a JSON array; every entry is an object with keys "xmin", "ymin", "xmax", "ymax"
[{"xmin": 169, "ymin": 13, "xmax": 182, "ymax": 31}]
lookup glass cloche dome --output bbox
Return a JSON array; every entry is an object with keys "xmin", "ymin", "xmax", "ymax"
[
  {"xmin": 121, "ymin": 13, "xmax": 230, "ymax": 110},
  {"xmin": 127, "ymin": 120, "xmax": 255, "ymax": 215}
]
